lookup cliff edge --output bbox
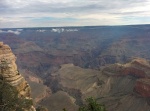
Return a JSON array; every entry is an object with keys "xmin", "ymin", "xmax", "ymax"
[{"xmin": 0, "ymin": 42, "xmax": 36, "ymax": 111}]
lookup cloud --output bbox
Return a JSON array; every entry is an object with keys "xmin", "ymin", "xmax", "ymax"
[
  {"xmin": 0, "ymin": 29, "xmax": 22, "ymax": 35},
  {"xmin": 0, "ymin": 0, "xmax": 150, "ymax": 28}
]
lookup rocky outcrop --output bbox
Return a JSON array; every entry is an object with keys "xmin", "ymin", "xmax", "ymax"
[
  {"xmin": 21, "ymin": 70, "xmax": 51, "ymax": 103},
  {"xmin": 122, "ymin": 67, "xmax": 146, "ymax": 78},
  {"xmin": 103, "ymin": 58, "xmax": 150, "ymax": 78},
  {"xmin": 45, "ymin": 61, "xmax": 150, "ymax": 111},
  {"xmin": 0, "ymin": 42, "xmax": 36, "ymax": 111},
  {"xmin": 134, "ymin": 79, "xmax": 150, "ymax": 97}
]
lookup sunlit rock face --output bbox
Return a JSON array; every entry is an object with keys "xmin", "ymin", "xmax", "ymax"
[{"xmin": 0, "ymin": 42, "xmax": 36, "ymax": 111}]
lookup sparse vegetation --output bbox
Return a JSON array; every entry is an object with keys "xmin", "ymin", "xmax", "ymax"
[
  {"xmin": 0, "ymin": 80, "xmax": 33, "ymax": 111},
  {"xmin": 79, "ymin": 97, "xmax": 106, "ymax": 111},
  {"xmin": 63, "ymin": 97, "xmax": 106, "ymax": 111}
]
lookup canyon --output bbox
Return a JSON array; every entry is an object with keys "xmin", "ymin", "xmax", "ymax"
[
  {"xmin": 0, "ymin": 25, "xmax": 150, "ymax": 111},
  {"xmin": 43, "ymin": 58, "xmax": 150, "ymax": 111}
]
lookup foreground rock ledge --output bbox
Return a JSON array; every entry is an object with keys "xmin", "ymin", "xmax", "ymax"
[{"xmin": 0, "ymin": 42, "xmax": 36, "ymax": 111}]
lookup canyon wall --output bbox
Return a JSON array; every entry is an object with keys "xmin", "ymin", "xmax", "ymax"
[{"xmin": 0, "ymin": 42, "xmax": 36, "ymax": 111}]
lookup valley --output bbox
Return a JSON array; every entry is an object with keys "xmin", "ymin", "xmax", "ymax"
[{"xmin": 0, "ymin": 25, "xmax": 150, "ymax": 111}]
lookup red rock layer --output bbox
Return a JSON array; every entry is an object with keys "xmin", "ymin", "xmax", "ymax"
[
  {"xmin": 134, "ymin": 79, "xmax": 150, "ymax": 97},
  {"xmin": 122, "ymin": 67, "xmax": 146, "ymax": 78}
]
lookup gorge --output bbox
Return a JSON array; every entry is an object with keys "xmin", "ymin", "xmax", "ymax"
[{"xmin": 0, "ymin": 25, "xmax": 150, "ymax": 111}]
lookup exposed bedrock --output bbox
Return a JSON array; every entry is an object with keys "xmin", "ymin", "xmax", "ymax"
[{"xmin": 0, "ymin": 42, "xmax": 36, "ymax": 111}]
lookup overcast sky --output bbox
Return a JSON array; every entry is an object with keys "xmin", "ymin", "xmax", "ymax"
[{"xmin": 0, "ymin": 0, "xmax": 150, "ymax": 28}]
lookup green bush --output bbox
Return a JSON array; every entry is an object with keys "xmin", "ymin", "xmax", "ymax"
[
  {"xmin": 0, "ymin": 80, "xmax": 33, "ymax": 111},
  {"xmin": 63, "ymin": 97, "xmax": 106, "ymax": 111},
  {"xmin": 79, "ymin": 97, "xmax": 106, "ymax": 111}
]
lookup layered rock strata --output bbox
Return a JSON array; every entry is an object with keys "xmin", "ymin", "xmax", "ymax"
[
  {"xmin": 45, "ymin": 60, "xmax": 150, "ymax": 111},
  {"xmin": 135, "ymin": 78, "xmax": 150, "ymax": 97},
  {"xmin": 103, "ymin": 58, "xmax": 150, "ymax": 98},
  {"xmin": 0, "ymin": 42, "xmax": 36, "ymax": 111}
]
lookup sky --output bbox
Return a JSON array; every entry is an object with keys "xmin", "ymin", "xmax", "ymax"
[{"xmin": 0, "ymin": 0, "xmax": 150, "ymax": 28}]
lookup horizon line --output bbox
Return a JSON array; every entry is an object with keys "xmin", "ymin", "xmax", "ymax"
[{"xmin": 1, "ymin": 23, "xmax": 150, "ymax": 29}]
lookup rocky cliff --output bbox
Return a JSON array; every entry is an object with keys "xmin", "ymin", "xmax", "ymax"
[
  {"xmin": 0, "ymin": 42, "xmax": 36, "ymax": 111},
  {"xmin": 100, "ymin": 58, "xmax": 150, "ymax": 111},
  {"xmin": 44, "ymin": 58, "xmax": 150, "ymax": 111}
]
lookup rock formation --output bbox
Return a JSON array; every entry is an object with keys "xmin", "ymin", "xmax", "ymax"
[
  {"xmin": 45, "ymin": 58, "xmax": 150, "ymax": 111},
  {"xmin": 135, "ymin": 78, "xmax": 150, "ymax": 97},
  {"xmin": 0, "ymin": 42, "xmax": 36, "ymax": 111}
]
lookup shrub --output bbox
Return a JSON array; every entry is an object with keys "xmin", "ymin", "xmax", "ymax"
[
  {"xmin": 79, "ymin": 97, "xmax": 106, "ymax": 111},
  {"xmin": 0, "ymin": 80, "xmax": 33, "ymax": 111},
  {"xmin": 63, "ymin": 97, "xmax": 106, "ymax": 111}
]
